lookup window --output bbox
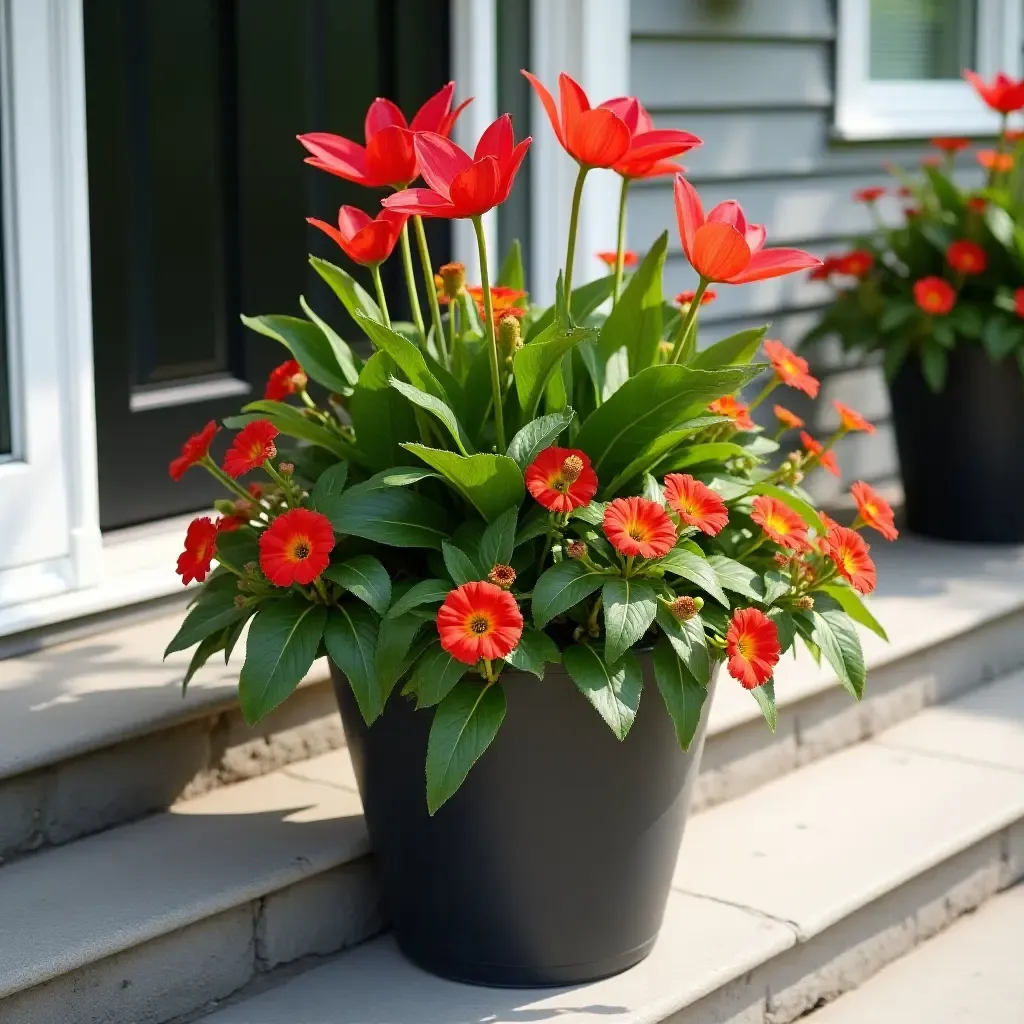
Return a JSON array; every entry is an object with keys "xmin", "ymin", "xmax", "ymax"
[{"xmin": 836, "ymin": 0, "xmax": 1022, "ymax": 139}]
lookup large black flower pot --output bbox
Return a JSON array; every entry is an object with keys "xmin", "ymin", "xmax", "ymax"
[
  {"xmin": 331, "ymin": 656, "xmax": 718, "ymax": 988},
  {"xmin": 889, "ymin": 345, "xmax": 1024, "ymax": 543}
]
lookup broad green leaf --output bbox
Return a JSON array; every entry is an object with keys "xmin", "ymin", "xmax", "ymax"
[
  {"xmin": 390, "ymin": 377, "xmax": 474, "ymax": 455},
  {"xmin": 763, "ymin": 569, "xmax": 791, "ymax": 606},
  {"xmin": 323, "ymin": 556, "xmax": 392, "ymax": 616},
  {"xmin": 515, "ymin": 505, "xmax": 552, "ymax": 545},
  {"xmin": 571, "ymin": 501, "xmax": 607, "ymax": 527},
  {"xmin": 319, "ymin": 479, "xmax": 448, "ymax": 549},
  {"xmin": 239, "ymin": 598, "xmax": 327, "ymax": 724},
  {"xmin": 344, "ymin": 466, "xmax": 438, "ymax": 494},
  {"xmin": 655, "ymin": 605, "xmax": 710, "ymax": 686},
  {"xmin": 230, "ymin": 399, "xmax": 354, "ymax": 461},
  {"xmin": 165, "ymin": 581, "xmax": 244, "ymax": 657},
  {"xmin": 403, "ymin": 444, "xmax": 525, "ymax": 522},
  {"xmin": 924, "ymin": 165, "xmax": 963, "ymax": 213},
  {"xmin": 241, "ymin": 314, "xmax": 353, "ymax": 395},
  {"xmin": 526, "ymin": 275, "xmax": 615, "ymax": 341},
  {"xmin": 796, "ymin": 609, "xmax": 866, "ymax": 699},
  {"xmin": 310, "ymin": 462, "xmax": 348, "ymax": 509},
  {"xmin": 514, "ymin": 323, "xmax": 598, "ymax": 419},
  {"xmin": 348, "ymin": 351, "xmax": 419, "ymax": 470},
  {"xmin": 562, "ymin": 643, "xmax": 642, "ymax": 740},
  {"xmin": 426, "ymin": 681, "xmax": 507, "ymax": 813},
  {"xmin": 700, "ymin": 473, "xmax": 753, "ymax": 501},
  {"xmin": 643, "ymin": 472, "xmax": 664, "ymax": 504},
  {"xmin": 653, "ymin": 637, "xmax": 707, "ymax": 750},
  {"xmin": 533, "ymin": 560, "xmax": 609, "ymax": 628},
  {"xmin": 659, "ymin": 441, "xmax": 752, "ymax": 474},
  {"xmin": 310, "ymin": 256, "xmax": 381, "ymax": 325},
  {"xmin": 921, "ymin": 343, "xmax": 948, "ymax": 393},
  {"xmin": 442, "ymin": 541, "xmax": 482, "ymax": 585},
  {"xmin": 656, "ymin": 548, "xmax": 729, "ymax": 608},
  {"xmin": 376, "ymin": 610, "xmax": 433, "ymax": 698},
  {"xmin": 497, "ymin": 238, "xmax": 525, "ymax": 292},
  {"xmin": 769, "ymin": 607, "xmax": 797, "ymax": 654},
  {"xmin": 602, "ymin": 577, "xmax": 658, "ymax": 664},
  {"xmin": 819, "ymin": 584, "xmax": 888, "ymax": 641},
  {"xmin": 356, "ymin": 314, "xmax": 448, "ymax": 398},
  {"xmin": 506, "ymin": 409, "xmax": 575, "ymax": 471},
  {"xmin": 708, "ymin": 554, "xmax": 766, "ymax": 602},
  {"xmin": 478, "ymin": 506, "xmax": 518, "ymax": 569},
  {"xmin": 504, "ymin": 626, "xmax": 561, "ymax": 678},
  {"xmin": 182, "ymin": 628, "xmax": 231, "ymax": 694},
  {"xmin": 751, "ymin": 679, "xmax": 777, "ymax": 732},
  {"xmin": 299, "ymin": 296, "xmax": 360, "ymax": 387},
  {"xmin": 386, "ymin": 578, "xmax": 452, "ymax": 619},
  {"xmin": 690, "ymin": 326, "xmax": 769, "ymax": 370},
  {"xmin": 749, "ymin": 482, "xmax": 826, "ymax": 535},
  {"xmin": 214, "ymin": 529, "xmax": 260, "ymax": 573},
  {"xmin": 411, "ymin": 642, "xmax": 468, "ymax": 707},
  {"xmin": 323, "ymin": 602, "xmax": 381, "ymax": 723}
]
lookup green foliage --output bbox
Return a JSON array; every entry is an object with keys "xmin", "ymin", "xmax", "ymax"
[
  {"xmin": 562, "ymin": 643, "xmax": 642, "ymax": 740},
  {"xmin": 652, "ymin": 637, "xmax": 707, "ymax": 750}
]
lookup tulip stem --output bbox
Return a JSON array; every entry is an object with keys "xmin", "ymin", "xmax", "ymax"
[
  {"xmin": 564, "ymin": 164, "xmax": 590, "ymax": 301},
  {"xmin": 370, "ymin": 265, "xmax": 392, "ymax": 329},
  {"xmin": 398, "ymin": 223, "xmax": 426, "ymax": 345},
  {"xmin": 669, "ymin": 278, "xmax": 709, "ymax": 364},
  {"xmin": 472, "ymin": 215, "xmax": 507, "ymax": 455},
  {"xmin": 413, "ymin": 215, "xmax": 448, "ymax": 366},
  {"xmin": 613, "ymin": 177, "xmax": 631, "ymax": 305}
]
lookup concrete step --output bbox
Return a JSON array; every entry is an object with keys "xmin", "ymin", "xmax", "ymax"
[
  {"xmin": 192, "ymin": 670, "xmax": 1024, "ymax": 1024},
  {"xmin": 2, "ymin": 538, "xmax": 1022, "ymax": 862}
]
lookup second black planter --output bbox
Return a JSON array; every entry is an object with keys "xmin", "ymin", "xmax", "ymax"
[
  {"xmin": 889, "ymin": 344, "xmax": 1024, "ymax": 543},
  {"xmin": 332, "ymin": 655, "xmax": 718, "ymax": 988}
]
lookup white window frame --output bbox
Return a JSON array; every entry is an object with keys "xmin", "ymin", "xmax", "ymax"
[{"xmin": 835, "ymin": 0, "xmax": 1023, "ymax": 140}]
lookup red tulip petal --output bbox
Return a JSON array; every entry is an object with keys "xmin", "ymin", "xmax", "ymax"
[
  {"xmin": 725, "ymin": 246, "xmax": 822, "ymax": 284},
  {"xmin": 558, "ymin": 71, "xmax": 591, "ymax": 135},
  {"xmin": 336, "ymin": 206, "xmax": 373, "ymax": 239},
  {"xmin": 745, "ymin": 223, "xmax": 767, "ymax": 253},
  {"xmin": 365, "ymin": 98, "xmax": 407, "ymax": 140},
  {"xmin": 413, "ymin": 132, "xmax": 472, "ymax": 196},
  {"xmin": 438, "ymin": 96, "xmax": 474, "ymax": 139},
  {"xmin": 410, "ymin": 81, "xmax": 455, "ymax": 134},
  {"xmin": 673, "ymin": 174, "xmax": 705, "ymax": 264},
  {"xmin": 707, "ymin": 200, "xmax": 748, "ymax": 235},
  {"xmin": 692, "ymin": 222, "xmax": 751, "ymax": 281},
  {"xmin": 566, "ymin": 108, "xmax": 631, "ymax": 167},
  {"xmin": 297, "ymin": 133, "xmax": 369, "ymax": 181},
  {"xmin": 475, "ymin": 113, "xmax": 513, "ymax": 163},
  {"xmin": 599, "ymin": 95, "xmax": 640, "ymax": 133},
  {"xmin": 628, "ymin": 128, "xmax": 702, "ymax": 158},
  {"xmin": 302, "ymin": 156, "xmax": 372, "ymax": 186},
  {"xmin": 348, "ymin": 221, "xmax": 403, "ymax": 265},
  {"xmin": 498, "ymin": 137, "xmax": 532, "ymax": 202},
  {"xmin": 522, "ymin": 70, "xmax": 565, "ymax": 147},
  {"xmin": 365, "ymin": 125, "xmax": 417, "ymax": 186},
  {"xmin": 307, "ymin": 216, "xmax": 347, "ymax": 250},
  {"xmin": 381, "ymin": 189, "xmax": 456, "ymax": 218},
  {"xmin": 618, "ymin": 157, "xmax": 684, "ymax": 179},
  {"xmin": 449, "ymin": 156, "xmax": 502, "ymax": 217}
]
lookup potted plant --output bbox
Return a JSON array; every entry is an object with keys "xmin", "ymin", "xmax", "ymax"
[
  {"xmin": 165, "ymin": 72, "xmax": 890, "ymax": 987},
  {"xmin": 805, "ymin": 69, "xmax": 1024, "ymax": 544}
]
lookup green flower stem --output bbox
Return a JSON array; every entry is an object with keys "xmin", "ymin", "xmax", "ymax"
[
  {"xmin": 564, "ymin": 164, "xmax": 591, "ymax": 299},
  {"xmin": 472, "ymin": 215, "xmax": 507, "ymax": 454},
  {"xmin": 586, "ymin": 594, "xmax": 603, "ymax": 636},
  {"xmin": 612, "ymin": 177, "xmax": 631, "ymax": 305},
  {"xmin": 312, "ymin": 576, "xmax": 331, "ymax": 604},
  {"xmin": 448, "ymin": 298, "xmax": 457, "ymax": 370},
  {"xmin": 668, "ymin": 278, "xmax": 709, "ymax": 363},
  {"xmin": 747, "ymin": 376, "xmax": 780, "ymax": 412},
  {"xmin": 370, "ymin": 265, "xmax": 391, "ymax": 329},
  {"xmin": 398, "ymin": 222, "xmax": 426, "ymax": 345},
  {"xmin": 202, "ymin": 457, "xmax": 258, "ymax": 505},
  {"xmin": 414, "ymin": 215, "xmax": 448, "ymax": 366},
  {"xmin": 263, "ymin": 462, "xmax": 298, "ymax": 506}
]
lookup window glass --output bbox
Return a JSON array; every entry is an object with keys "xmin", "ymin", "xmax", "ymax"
[{"xmin": 869, "ymin": 0, "xmax": 977, "ymax": 81}]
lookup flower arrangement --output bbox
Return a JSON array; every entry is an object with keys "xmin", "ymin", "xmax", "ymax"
[
  {"xmin": 166, "ymin": 72, "xmax": 889, "ymax": 814},
  {"xmin": 806, "ymin": 69, "xmax": 1024, "ymax": 391}
]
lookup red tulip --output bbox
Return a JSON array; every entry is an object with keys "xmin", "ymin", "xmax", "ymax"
[
  {"xmin": 381, "ymin": 114, "xmax": 530, "ymax": 219},
  {"xmin": 589, "ymin": 95, "xmax": 701, "ymax": 179},
  {"xmin": 297, "ymin": 82, "xmax": 471, "ymax": 189},
  {"xmin": 307, "ymin": 206, "xmax": 408, "ymax": 266},
  {"xmin": 963, "ymin": 69, "xmax": 1024, "ymax": 114},
  {"xmin": 673, "ymin": 175, "xmax": 820, "ymax": 284}
]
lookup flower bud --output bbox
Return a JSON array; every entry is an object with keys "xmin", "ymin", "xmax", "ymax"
[
  {"xmin": 561, "ymin": 454, "xmax": 584, "ymax": 483},
  {"xmin": 773, "ymin": 551, "xmax": 791, "ymax": 568},
  {"xmin": 669, "ymin": 595, "xmax": 703, "ymax": 621},
  {"xmin": 487, "ymin": 564, "xmax": 517, "ymax": 590},
  {"xmin": 567, "ymin": 540, "xmax": 587, "ymax": 560},
  {"xmin": 234, "ymin": 594, "xmax": 248, "ymax": 609},
  {"xmin": 497, "ymin": 314, "xmax": 522, "ymax": 359},
  {"xmin": 214, "ymin": 499, "xmax": 237, "ymax": 516},
  {"xmin": 232, "ymin": 498, "xmax": 253, "ymax": 516},
  {"xmin": 791, "ymin": 470, "xmax": 804, "ymax": 485},
  {"xmin": 243, "ymin": 561, "xmax": 260, "ymax": 577},
  {"xmin": 796, "ymin": 595, "xmax": 814, "ymax": 610},
  {"xmin": 438, "ymin": 261, "xmax": 466, "ymax": 299},
  {"xmin": 278, "ymin": 462, "xmax": 294, "ymax": 476}
]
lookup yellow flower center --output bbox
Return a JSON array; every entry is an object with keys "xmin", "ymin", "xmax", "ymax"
[
  {"xmin": 467, "ymin": 613, "xmax": 492, "ymax": 636},
  {"xmin": 286, "ymin": 534, "xmax": 312, "ymax": 562}
]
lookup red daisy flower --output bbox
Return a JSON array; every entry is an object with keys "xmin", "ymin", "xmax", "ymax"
[
  {"xmin": 223, "ymin": 420, "xmax": 279, "ymax": 478},
  {"xmin": 726, "ymin": 607, "xmax": 781, "ymax": 689},
  {"xmin": 837, "ymin": 249, "xmax": 874, "ymax": 278},
  {"xmin": 967, "ymin": 196, "xmax": 987, "ymax": 213},
  {"xmin": 525, "ymin": 447, "xmax": 599, "ymax": 514},
  {"xmin": 1015, "ymin": 288, "xmax": 1024, "ymax": 318},
  {"xmin": 709, "ymin": 395, "xmax": 755, "ymax": 431},
  {"xmin": 176, "ymin": 517, "xmax": 219, "ymax": 585},
  {"xmin": 258, "ymin": 508, "xmax": 335, "ymax": 587},
  {"xmin": 773, "ymin": 405, "xmax": 804, "ymax": 430},
  {"xmin": 169, "ymin": 421, "xmax": 219, "ymax": 482},
  {"xmin": 436, "ymin": 581, "xmax": 524, "ymax": 665},
  {"xmin": 800, "ymin": 431, "xmax": 840, "ymax": 478},
  {"xmin": 466, "ymin": 284, "xmax": 528, "ymax": 318},
  {"xmin": 825, "ymin": 525, "xmax": 877, "ymax": 595},
  {"xmin": 853, "ymin": 186, "xmax": 885, "ymax": 203},
  {"xmin": 265, "ymin": 359, "xmax": 308, "ymax": 401},
  {"xmin": 833, "ymin": 400, "xmax": 875, "ymax": 435},
  {"xmin": 977, "ymin": 149, "xmax": 1013, "ymax": 173},
  {"xmin": 596, "ymin": 250, "xmax": 638, "ymax": 268},
  {"xmin": 675, "ymin": 289, "xmax": 717, "ymax": 307},
  {"xmin": 663, "ymin": 473, "xmax": 729, "ymax": 536},
  {"xmin": 946, "ymin": 240, "xmax": 988, "ymax": 276},
  {"xmin": 216, "ymin": 514, "xmax": 247, "ymax": 533},
  {"xmin": 851, "ymin": 481, "xmax": 898, "ymax": 542},
  {"xmin": 603, "ymin": 497, "xmax": 677, "ymax": 558},
  {"xmin": 763, "ymin": 339, "xmax": 820, "ymax": 398},
  {"xmin": 750, "ymin": 495, "xmax": 809, "ymax": 551},
  {"xmin": 931, "ymin": 137, "xmax": 970, "ymax": 153},
  {"xmin": 913, "ymin": 276, "xmax": 956, "ymax": 316},
  {"xmin": 1005, "ymin": 129, "xmax": 1024, "ymax": 144}
]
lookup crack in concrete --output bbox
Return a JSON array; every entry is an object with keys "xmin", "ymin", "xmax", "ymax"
[
  {"xmin": 673, "ymin": 886, "xmax": 804, "ymax": 940},
  {"xmin": 872, "ymin": 738, "xmax": 1024, "ymax": 778}
]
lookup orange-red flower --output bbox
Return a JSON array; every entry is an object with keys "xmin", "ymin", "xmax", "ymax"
[
  {"xmin": 913, "ymin": 276, "xmax": 956, "ymax": 315},
  {"xmin": 725, "ymin": 607, "xmax": 780, "ymax": 689},
  {"xmin": 763, "ymin": 339, "xmax": 820, "ymax": 398},
  {"xmin": 897, "ymin": 186, "xmax": 913, "ymax": 198},
  {"xmin": 931, "ymin": 137, "xmax": 971, "ymax": 153},
  {"xmin": 223, "ymin": 420, "xmax": 279, "ymax": 478},
  {"xmin": 383, "ymin": 115, "xmax": 531, "ymax": 219},
  {"xmin": 599, "ymin": 95, "xmax": 702, "ymax": 179},
  {"xmin": 675, "ymin": 289, "xmax": 717, "ymax": 307},
  {"xmin": 217, "ymin": 512, "xmax": 248, "ymax": 533},
  {"xmin": 597, "ymin": 250, "xmax": 638, "ymax": 268},
  {"xmin": 837, "ymin": 249, "xmax": 874, "ymax": 278},
  {"xmin": 663, "ymin": 473, "xmax": 729, "ymax": 536},
  {"xmin": 709, "ymin": 395, "xmax": 755, "ymax": 430},
  {"xmin": 946, "ymin": 240, "xmax": 988, "ymax": 275},
  {"xmin": 603, "ymin": 497, "xmax": 677, "ymax": 558},
  {"xmin": 920, "ymin": 155, "xmax": 943, "ymax": 168},
  {"xmin": 1015, "ymin": 288, "xmax": 1024, "ymax": 318},
  {"xmin": 833, "ymin": 400, "xmax": 875, "ymax": 435},
  {"xmin": 308, "ymin": 206, "xmax": 407, "ymax": 267},
  {"xmin": 265, "ymin": 360, "xmax": 307, "ymax": 401},
  {"xmin": 436, "ymin": 581, "xmax": 524, "ymax": 665},
  {"xmin": 977, "ymin": 149, "xmax": 1014, "ymax": 173},
  {"xmin": 824, "ymin": 525, "xmax": 876, "ymax": 595},
  {"xmin": 466, "ymin": 285, "xmax": 528, "ymax": 318},
  {"xmin": 773, "ymin": 405, "xmax": 804, "ymax": 430},
  {"xmin": 1005, "ymin": 129, "xmax": 1024, "ymax": 144},
  {"xmin": 800, "ymin": 431, "xmax": 840, "ymax": 478},
  {"xmin": 853, "ymin": 186, "xmax": 885, "ymax": 203},
  {"xmin": 750, "ymin": 495, "xmax": 809, "ymax": 551},
  {"xmin": 525, "ymin": 446, "xmax": 599, "ymax": 513},
  {"xmin": 851, "ymin": 481, "xmax": 898, "ymax": 542},
  {"xmin": 297, "ymin": 82, "xmax": 469, "ymax": 189},
  {"xmin": 964, "ymin": 69, "xmax": 1024, "ymax": 114},
  {"xmin": 258, "ymin": 508, "xmax": 335, "ymax": 587},
  {"xmin": 176, "ymin": 517, "xmax": 218, "ymax": 585},
  {"xmin": 674, "ymin": 175, "xmax": 820, "ymax": 284},
  {"xmin": 967, "ymin": 196, "xmax": 987, "ymax": 213},
  {"xmin": 169, "ymin": 421, "xmax": 218, "ymax": 482},
  {"xmin": 809, "ymin": 255, "xmax": 841, "ymax": 281}
]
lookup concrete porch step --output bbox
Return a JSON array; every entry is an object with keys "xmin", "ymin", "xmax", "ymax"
[{"xmin": 2, "ymin": 538, "xmax": 1023, "ymax": 862}]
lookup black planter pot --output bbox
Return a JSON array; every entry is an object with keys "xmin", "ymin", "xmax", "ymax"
[
  {"xmin": 331, "ymin": 656, "xmax": 718, "ymax": 988},
  {"xmin": 889, "ymin": 344, "xmax": 1024, "ymax": 543}
]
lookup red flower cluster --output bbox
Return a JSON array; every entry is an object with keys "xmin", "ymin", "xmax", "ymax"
[
  {"xmin": 853, "ymin": 186, "xmax": 885, "ymax": 203},
  {"xmin": 675, "ymin": 289, "xmax": 717, "ymax": 308},
  {"xmin": 259, "ymin": 508, "xmax": 335, "ymax": 587},
  {"xmin": 265, "ymin": 360, "xmax": 307, "ymax": 401},
  {"xmin": 176, "ymin": 517, "xmax": 218, "ymax": 585},
  {"xmin": 931, "ymin": 137, "xmax": 970, "ymax": 154},
  {"xmin": 913, "ymin": 277, "xmax": 956, "ymax": 316},
  {"xmin": 946, "ymin": 240, "xmax": 987, "ymax": 276},
  {"xmin": 838, "ymin": 249, "xmax": 874, "ymax": 278},
  {"xmin": 308, "ymin": 206, "xmax": 407, "ymax": 267},
  {"xmin": 525, "ymin": 447, "xmax": 598, "ymax": 513},
  {"xmin": 977, "ymin": 150, "xmax": 1013, "ymax": 173},
  {"xmin": 223, "ymin": 420, "xmax": 279, "ymax": 478},
  {"xmin": 664, "ymin": 473, "xmax": 728, "ymax": 536},
  {"xmin": 603, "ymin": 497, "xmax": 677, "ymax": 558},
  {"xmin": 726, "ymin": 608, "xmax": 780, "ymax": 689},
  {"xmin": 466, "ymin": 284, "xmax": 528, "ymax": 320},
  {"xmin": 763, "ymin": 340, "xmax": 820, "ymax": 398},
  {"xmin": 437, "ymin": 581, "xmax": 523, "ymax": 665},
  {"xmin": 169, "ymin": 421, "xmax": 218, "ymax": 481}
]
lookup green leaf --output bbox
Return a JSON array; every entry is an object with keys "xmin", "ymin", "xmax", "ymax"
[
  {"xmin": 310, "ymin": 256, "xmax": 381, "ymax": 325},
  {"xmin": 349, "ymin": 352, "xmax": 420, "ymax": 471},
  {"xmin": 653, "ymin": 637, "xmax": 707, "ymax": 750},
  {"xmin": 982, "ymin": 317, "xmax": 1024, "ymax": 361},
  {"xmin": 655, "ymin": 605, "xmax": 710, "ymax": 686},
  {"xmin": 310, "ymin": 462, "xmax": 349, "ymax": 509},
  {"xmin": 410, "ymin": 642, "xmax": 468, "ymax": 707},
  {"xmin": 659, "ymin": 441, "xmax": 752, "ymax": 474},
  {"xmin": 214, "ymin": 529, "xmax": 260, "ymax": 573},
  {"xmin": 921, "ymin": 343, "xmax": 948, "ymax": 393},
  {"xmin": 299, "ymin": 296, "xmax": 360, "ymax": 387},
  {"xmin": 769, "ymin": 607, "xmax": 797, "ymax": 654},
  {"xmin": 602, "ymin": 578, "xmax": 658, "ymax": 664},
  {"xmin": 403, "ymin": 444, "xmax": 525, "ymax": 522},
  {"xmin": 883, "ymin": 334, "xmax": 912, "ymax": 380},
  {"xmin": 323, "ymin": 602, "xmax": 381, "ymax": 723},
  {"xmin": 532, "ymin": 560, "xmax": 609, "ymax": 628},
  {"xmin": 356, "ymin": 313, "xmax": 448, "ymax": 396},
  {"xmin": 879, "ymin": 302, "xmax": 916, "ymax": 334},
  {"xmin": 165, "ymin": 581, "xmax": 243, "ymax": 657},
  {"xmin": 795, "ymin": 609, "xmax": 866, "ymax": 699},
  {"xmin": 239, "ymin": 598, "xmax": 327, "ymax": 724},
  {"xmin": 763, "ymin": 569, "xmax": 791, "ymax": 606},
  {"xmin": 526, "ymin": 275, "xmax": 615, "ymax": 341},
  {"xmin": 241, "ymin": 314, "xmax": 353, "ymax": 395},
  {"xmin": 819, "ymin": 583, "xmax": 888, "ymax": 641},
  {"xmin": 231, "ymin": 399, "xmax": 354, "ymax": 462},
  {"xmin": 643, "ymin": 473, "xmax": 664, "ymax": 504},
  {"xmin": 323, "ymin": 555, "xmax": 391, "ymax": 616},
  {"xmin": 442, "ymin": 541, "xmax": 482, "ymax": 585},
  {"xmin": 182, "ymin": 628, "xmax": 230, "ymax": 694},
  {"xmin": 924, "ymin": 165, "xmax": 963, "ymax": 213},
  {"xmin": 389, "ymin": 377, "xmax": 474, "ymax": 455},
  {"xmin": 656, "ymin": 548, "xmax": 729, "ymax": 608},
  {"xmin": 506, "ymin": 409, "xmax": 575, "ymax": 471},
  {"xmin": 571, "ymin": 501, "xmax": 607, "ymax": 526},
  {"xmin": 319, "ymin": 478, "xmax": 448, "ymax": 549},
  {"xmin": 690, "ymin": 326, "xmax": 768, "ymax": 370},
  {"xmin": 514, "ymin": 323, "xmax": 598, "ymax": 419},
  {"xmin": 562, "ymin": 644, "xmax": 642, "ymax": 740},
  {"xmin": 426, "ymin": 681, "xmax": 507, "ymax": 814},
  {"xmin": 504, "ymin": 626, "xmax": 560, "ymax": 678},
  {"xmin": 376, "ymin": 611, "xmax": 433, "ymax": 698},
  {"xmin": 751, "ymin": 680, "xmax": 777, "ymax": 732},
  {"xmin": 749, "ymin": 482, "xmax": 826, "ymax": 535},
  {"xmin": 478, "ymin": 506, "xmax": 517, "ymax": 569},
  {"xmin": 497, "ymin": 238, "xmax": 525, "ymax": 292},
  {"xmin": 708, "ymin": 554, "xmax": 766, "ymax": 603},
  {"xmin": 386, "ymin": 578, "xmax": 452, "ymax": 619},
  {"xmin": 345, "ymin": 466, "xmax": 438, "ymax": 493}
]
